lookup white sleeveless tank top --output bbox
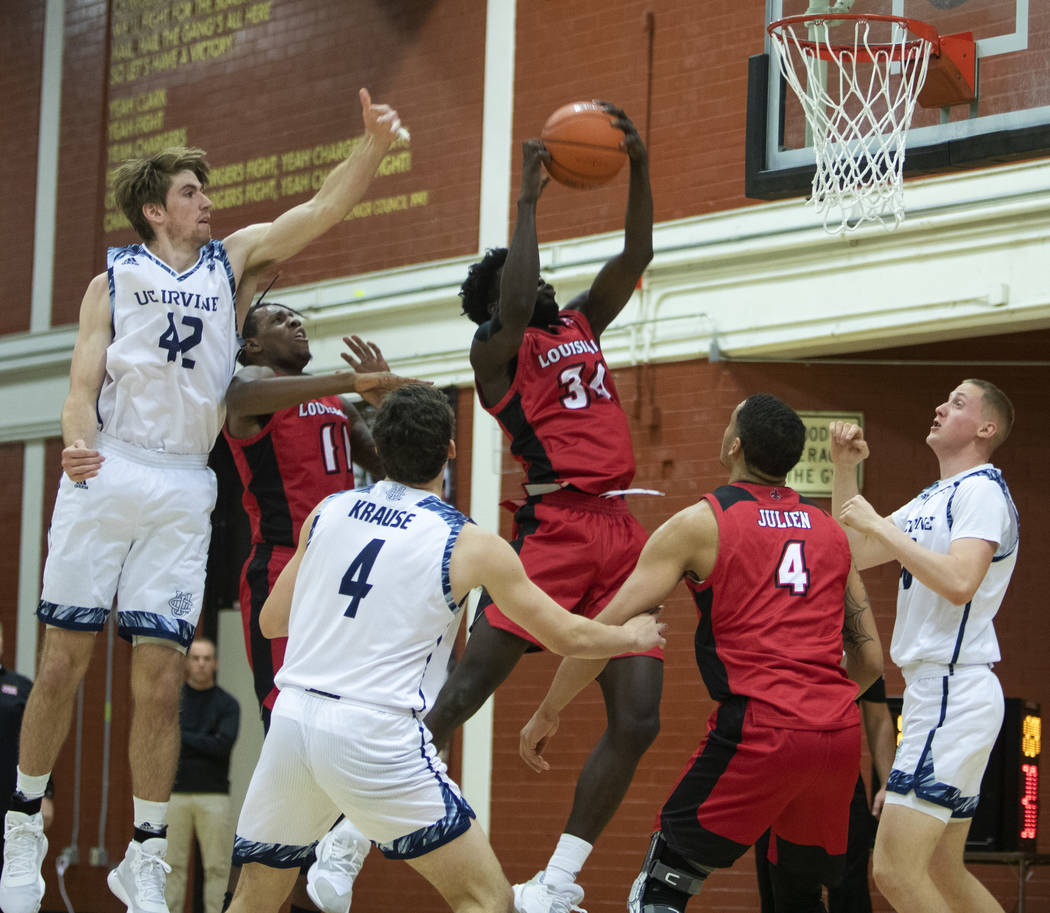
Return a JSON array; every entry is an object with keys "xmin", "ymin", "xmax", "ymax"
[
  {"xmin": 96, "ymin": 242, "xmax": 239, "ymax": 455},
  {"xmin": 276, "ymin": 481, "xmax": 470, "ymax": 714}
]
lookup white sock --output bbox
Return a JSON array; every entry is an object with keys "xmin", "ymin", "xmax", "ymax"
[
  {"xmin": 133, "ymin": 797, "xmax": 168, "ymax": 835},
  {"xmin": 544, "ymin": 833, "xmax": 592, "ymax": 887},
  {"xmin": 15, "ymin": 767, "xmax": 51, "ymax": 801}
]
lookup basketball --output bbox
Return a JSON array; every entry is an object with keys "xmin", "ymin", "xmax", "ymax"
[{"xmin": 540, "ymin": 102, "xmax": 626, "ymax": 189}]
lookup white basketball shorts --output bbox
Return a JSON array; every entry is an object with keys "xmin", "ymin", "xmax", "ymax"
[
  {"xmin": 234, "ymin": 687, "xmax": 475, "ymax": 867},
  {"xmin": 38, "ymin": 434, "xmax": 215, "ymax": 649},
  {"xmin": 885, "ymin": 663, "xmax": 1004, "ymax": 823}
]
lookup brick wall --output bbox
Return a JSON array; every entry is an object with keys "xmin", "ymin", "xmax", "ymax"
[{"xmin": 0, "ymin": 2, "xmax": 44, "ymax": 335}]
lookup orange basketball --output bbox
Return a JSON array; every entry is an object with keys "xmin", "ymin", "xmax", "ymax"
[{"xmin": 540, "ymin": 102, "xmax": 626, "ymax": 189}]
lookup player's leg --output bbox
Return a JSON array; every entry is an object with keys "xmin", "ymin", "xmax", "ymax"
[
  {"xmin": 15, "ymin": 628, "xmax": 95, "ymax": 778},
  {"xmin": 517, "ymin": 505, "xmax": 660, "ymax": 912},
  {"xmin": 422, "ymin": 612, "xmax": 530, "ymax": 751},
  {"xmin": 0, "ymin": 628, "xmax": 95, "ymax": 913},
  {"xmin": 567, "ymin": 654, "xmax": 663, "ymax": 841},
  {"xmin": 767, "ymin": 725, "xmax": 859, "ymax": 913},
  {"xmin": 875, "ymin": 667, "xmax": 1004, "ymax": 913},
  {"xmin": 110, "ymin": 460, "xmax": 217, "ymax": 912},
  {"xmin": 754, "ymin": 829, "xmax": 776, "ymax": 913},
  {"xmin": 403, "ymin": 820, "xmax": 513, "ymax": 913},
  {"xmin": 226, "ymin": 864, "xmax": 300, "ymax": 913},
  {"xmin": 129, "ymin": 642, "xmax": 185, "ymax": 801},
  {"xmin": 232, "ymin": 690, "xmax": 342, "ymax": 913},
  {"xmin": 825, "ymin": 775, "xmax": 875, "ymax": 913},
  {"xmin": 107, "ymin": 640, "xmax": 187, "ymax": 913},
  {"xmin": 871, "ymin": 804, "xmax": 949, "ymax": 912},
  {"xmin": 927, "ymin": 818, "xmax": 1005, "ymax": 913},
  {"xmin": 517, "ymin": 654, "xmax": 663, "ymax": 911}
]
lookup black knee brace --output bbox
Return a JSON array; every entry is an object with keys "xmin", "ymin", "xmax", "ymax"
[{"xmin": 629, "ymin": 831, "xmax": 711, "ymax": 913}]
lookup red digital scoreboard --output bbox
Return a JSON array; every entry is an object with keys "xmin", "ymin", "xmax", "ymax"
[{"xmin": 886, "ymin": 697, "xmax": 1040, "ymax": 852}]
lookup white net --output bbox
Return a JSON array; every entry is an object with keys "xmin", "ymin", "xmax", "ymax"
[{"xmin": 769, "ymin": 16, "xmax": 933, "ymax": 234}]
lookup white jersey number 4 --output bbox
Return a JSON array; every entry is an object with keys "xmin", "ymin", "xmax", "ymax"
[{"xmin": 775, "ymin": 540, "xmax": 810, "ymax": 595}]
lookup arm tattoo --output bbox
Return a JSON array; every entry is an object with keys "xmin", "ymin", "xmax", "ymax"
[{"xmin": 842, "ymin": 585, "xmax": 874, "ymax": 651}]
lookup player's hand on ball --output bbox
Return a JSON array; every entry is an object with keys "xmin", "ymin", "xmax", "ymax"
[
  {"xmin": 829, "ymin": 421, "xmax": 869, "ymax": 467},
  {"xmin": 62, "ymin": 440, "xmax": 104, "ymax": 482},
  {"xmin": 520, "ymin": 139, "xmax": 551, "ymax": 203},
  {"xmin": 520, "ymin": 706, "xmax": 560, "ymax": 774},
  {"xmin": 595, "ymin": 100, "xmax": 647, "ymax": 162}
]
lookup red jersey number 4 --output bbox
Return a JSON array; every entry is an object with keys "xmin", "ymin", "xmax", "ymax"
[{"xmin": 775, "ymin": 540, "xmax": 810, "ymax": 596}]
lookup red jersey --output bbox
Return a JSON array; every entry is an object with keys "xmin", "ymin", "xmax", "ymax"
[
  {"xmin": 223, "ymin": 395, "xmax": 354, "ymax": 547},
  {"xmin": 483, "ymin": 309, "xmax": 635, "ymax": 494},
  {"xmin": 688, "ymin": 482, "xmax": 858, "ymax": 730}
]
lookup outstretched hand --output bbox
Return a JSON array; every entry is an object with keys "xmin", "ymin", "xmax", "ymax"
[
  {"xmin": 520, "ymin": 707, "xmax": 560, "ymax": 773},
  {"xmin": 62, "ymin": 440, "xmax": 104, "ymax": 482},
  {"xmin": 596, "ymin": 100, "xmax": 647, "ymax": 163},
  {"xmin": 359, "ymin": 87, "xmax": 403, "ymax": 147},
  {"xmin": 341, "ymin": 335, "xmax": 390, "ymax": 374}
]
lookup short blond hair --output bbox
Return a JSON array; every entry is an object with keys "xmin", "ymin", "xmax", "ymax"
[{"xmin": 964, "ymin": 378, "xmax": 1014, "ymax": 453}]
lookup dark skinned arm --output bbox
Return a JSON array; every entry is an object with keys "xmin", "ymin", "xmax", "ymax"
[
  {"xmin": 340, "ymin": 397, "xmax": 384, "ymax": 478},
  {"xmin": 571, "ymin": 102, "xmax": 653, "ymax": 339},
  {"xmin": 469, "ymin": 139, "xmax": 551, "ymax": 406}
]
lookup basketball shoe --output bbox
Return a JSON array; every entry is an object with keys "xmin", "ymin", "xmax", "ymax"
[
  {"xmin": 107, "ymin": 838, "xmax": 171, "ymax": 913},
  {"xmin": 512, "ymin": 871, "xmax": 586, "ymax": 913},
  {"xmin": 0, "ymin": 811, "xmax": 47, "ymax": 913},
  {"xmin": 306, "ymin": 819, "xmax": 370, "ymax": 913}
]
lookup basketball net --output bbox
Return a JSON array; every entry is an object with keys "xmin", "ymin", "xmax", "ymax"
[{"xmin": 769, "ymin": 15, "xmax": 933, "ymax": 234}]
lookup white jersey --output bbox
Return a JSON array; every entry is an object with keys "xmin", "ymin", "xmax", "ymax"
[
  {"xmin": 889, "ymin": 464, "xmax": 1019, "ymax": 668},
  {"xmin": 96, "ymin": 242, "xmax": 239, "ymax": 455},
  {"xmin": 275, "ymin": 481, "xmax": 471, "ymax": 714}
]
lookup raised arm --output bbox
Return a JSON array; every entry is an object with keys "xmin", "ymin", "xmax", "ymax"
[
  {"xmin": 829, "ymin": 421, "xmax": 895, "ymax": 569},
  {"xmin": 469, "ymin": 140, "xmax": 550, "ymax": 403},
  {"xmin": 450, "ymin": 524, "xmax": 665, "ymax": 660},
  {"xmin": 225, "ymin": 333, "xmax": 413, "ymax": 438},
  {"xmin": 224, "ymin": 88, "xmax": 402, "ymax": 313},
  {"xmin": 61, "ymin": 274, "xmax": 112, "ymax": 482},
  {"xmin": 519, "ymin": 504, "xmax": 714, "ymax": 772},
  {"xmin": 571, "ymin": 103, "xmax": 653, "ymax": 339},
  {"xmin": 841, "ymin": 564, "xmax": 883, "ymax": 695},
  {"xmin": 839, "ymin": 498, "xmax": 996, "ymax": 606}
]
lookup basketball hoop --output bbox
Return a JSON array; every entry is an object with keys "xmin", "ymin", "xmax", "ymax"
[{"xmin": 768, "ymin": 13, "xmax": 941, "ymax": 235}]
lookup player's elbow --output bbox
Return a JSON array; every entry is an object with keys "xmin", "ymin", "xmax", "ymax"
[
  {"xmin": 943, "ymin": 577, "xmax": 981, "ymax": 607},
  {"xmin": 258, "ymin": 601, "xmax": 286, "ymax": 639},
  {"xmin": 848, "ymin": 646, "xmax": 884, "ymax": 695}
]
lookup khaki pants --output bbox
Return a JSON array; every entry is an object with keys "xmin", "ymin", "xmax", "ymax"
[{"xmin": 165, "ymin": 792, "xmax": 233, "ymax": 913}]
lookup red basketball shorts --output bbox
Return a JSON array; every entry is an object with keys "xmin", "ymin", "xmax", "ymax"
[
  {"xmin": 239, "ymin": 542, "xmax": 295, "ymax": 713},
  {"xmin": 659, "ymin": 699, "xmax": 860, "ymax": 870},
  {"xmin": 483, "ymin": 489, "xmax": 660, "ymax": 659}
]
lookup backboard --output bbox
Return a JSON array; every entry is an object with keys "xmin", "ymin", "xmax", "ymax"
[{"xmin": 747, "ymin": 0, "xmax": 1050, "ymax": 199}]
